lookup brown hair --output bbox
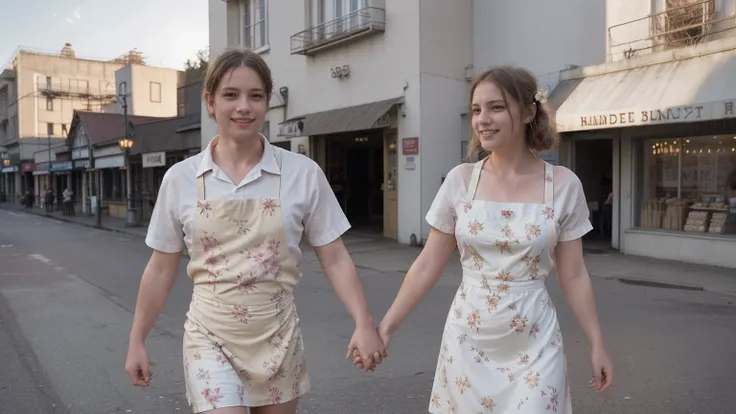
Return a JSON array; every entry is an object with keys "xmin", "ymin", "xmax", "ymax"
[
  {"xmin": 466, "ymin": 66, "xmax": 559, "ymax": 160},
  {"xmin": 202, "ymin": 47, "xmax": 274, "ymax": 118}
]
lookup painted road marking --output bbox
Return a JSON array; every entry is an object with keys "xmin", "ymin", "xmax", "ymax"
[{"xmin": 29, "ymin": 254, "xmax": 52, "ymax": 264}]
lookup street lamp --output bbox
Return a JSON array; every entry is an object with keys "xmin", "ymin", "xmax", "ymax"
[{"xmin": 118, "ymin": 81, "xmax": 137, "ymax": 227}]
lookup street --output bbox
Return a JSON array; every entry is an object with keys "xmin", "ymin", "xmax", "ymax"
[{"xmin": 1, "ymin": 208, "xmax": 735, "ymax": 414}]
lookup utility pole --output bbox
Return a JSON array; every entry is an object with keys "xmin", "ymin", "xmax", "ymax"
[
  {"xmin": 47, "ymin": 132, "xmax": 51, "ymax": 209},
  {"xmin": 118, "ymin": 81, "xmax": 136, "ymax": 227}
]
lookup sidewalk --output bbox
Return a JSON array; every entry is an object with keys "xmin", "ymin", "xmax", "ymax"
[
  {"xmin": 0, "ymin": 203, "xmax": 148, "ymax": 239},
  {"xmin": 4, "ymin": 202, "xmax": 735, "ymax": 296},
  {"xmin": 323, "ymin": 233, "xmax": 736, "ymax": 297}
]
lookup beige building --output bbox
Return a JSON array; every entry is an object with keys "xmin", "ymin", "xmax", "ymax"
[
  {"xmin": 106, "ymin": 63, "xmax": 184, "ymax": 117},
  {"xmin": 0, "ymin": 44, "xmax": 185, "ymax": 206},
  {"xmin": 1, "ymin": 44, "xmax": 122, "ymax": 202}
]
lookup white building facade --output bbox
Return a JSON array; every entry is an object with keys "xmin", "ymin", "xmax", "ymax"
[
  {"xmin": 205, "ymin": 0, "xmax": 472, "ymax": 243},
  {"xmin": 550, "ymin": 0, "xmax": 736, "ymax": 267}
]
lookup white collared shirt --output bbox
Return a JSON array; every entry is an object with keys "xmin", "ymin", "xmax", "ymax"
[{"xmin": 145, "ymin": 137, "xmax": 351, "ymax": 267}]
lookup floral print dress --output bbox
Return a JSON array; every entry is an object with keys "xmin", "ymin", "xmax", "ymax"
[
  {"xmin": 425, "ymin": 160, "xmax": 593, "ymax": 413},
  {"xmin": 182, "ymin": 150, "xmax": 309, "ymax": 412}
]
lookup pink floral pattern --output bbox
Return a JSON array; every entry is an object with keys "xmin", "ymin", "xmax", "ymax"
[
  {"xmin": 185, "ymin": 170, "xmax": 308, "ymax": 412},
  {"xmin": 543, "ymin": 206, "xmax": 555, "ymax": 220},
  {"xmin": 262, "ymin": 198, "xmax": 278, "ymax": 216},
  {"xmin": 197, "ymin": 201, "xmax": 213, "ymax": 218}
]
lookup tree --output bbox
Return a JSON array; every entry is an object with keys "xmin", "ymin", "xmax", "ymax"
[{"xmin": 184, "ymin": 47, "xmax": 209, "ymax": 83}]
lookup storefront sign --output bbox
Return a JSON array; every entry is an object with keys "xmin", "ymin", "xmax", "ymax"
[
  {"xmin": 373, "ymin": 113, "xmax": 390, "ymax": 128},
  {"xmin": 74, "ymin": 159, "xmax": 90, "ymax": 170},
  {"xmin": 94, "ymin": 155, "xmax": 124, "ymax": 169},
  {"xmin": 1, "ymin": 166, "xmax": 18, "ymax": 173},
  {"xmin": 143, "ymin": 151, "xmax": 166, "ymax": 168},
  {"xmin": 560, "ymin": 99, "xmax": 736, "ymax": 132},
  {"xmin": 402, "ymin": 137, "xmax": 419, "ymax": 155},
  {"xmin": 21, "ymin": 162, "xmax": 36, "ymax": 172},
  {"xmin": 50, "ymin": 161, "xmax": 73, "ymax": 172},
  {"xmin": 278, "ymin": 118, "xmax": 304, "ymax": 138},
  {"xmin": 404, "ymin": 156, "xmax": 416, "ymax": 170}
]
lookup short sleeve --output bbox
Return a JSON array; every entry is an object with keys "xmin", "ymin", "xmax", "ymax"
[
  {"xmin": 425, "ymin": 166, "xmax": 462, "ymax": 234},
  {"xmin": 303, "ymin": 163, "xmax": 351, "ymax": 246},
  {"xmin": 145, "ymin": 170, "xmax": 186, "ymax": 253},
  {"xmin": 558, "ymin": 173, "xmax": 593, "ymax": 242}
]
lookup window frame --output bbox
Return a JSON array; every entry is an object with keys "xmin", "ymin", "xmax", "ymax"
[{"xmin": 241, "ymin": 0, "xmax": 270, "ymax": 53}]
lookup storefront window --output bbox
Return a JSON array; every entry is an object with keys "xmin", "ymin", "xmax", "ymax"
[{"xmin": 637, "ymin": 135, "xmax": 736, "ymax": 236}]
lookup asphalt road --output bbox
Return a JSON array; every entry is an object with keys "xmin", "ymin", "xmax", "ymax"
[{"xmin": 1, "ymin": 208, "xmax": 735, "ymax": 414}]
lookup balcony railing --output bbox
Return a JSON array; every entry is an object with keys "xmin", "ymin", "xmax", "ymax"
[
  {"xmin": 291, "ymin": 7, "xmax": 386, "ymax": 55},
  {"xmin": 37, "ymin": 81, "xmax": 116, "ymax": 100},
  {"xmin": 608, "ymin": 0, "xmax": 736, "ymax": 61}
]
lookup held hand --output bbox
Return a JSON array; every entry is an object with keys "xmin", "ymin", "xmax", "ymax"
[
  {"xmin": 346, "ymin": 326, "xmax": 385, "ymax": 372},
  {"xmin": 125, "ymin": 342, "xmax": 153, "ymax": 387},
  {"xmin": 353, "ymin": 320, "xmax": 393, "ymax": 370},
  {"xmin": 589, "ymin": 346, "xmax": 613, "ymax": 393}
]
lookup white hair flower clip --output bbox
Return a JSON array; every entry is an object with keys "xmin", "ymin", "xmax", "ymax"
[{"xmin": 534, "ymin": 89, "xmax": 548, "ymax": 104}]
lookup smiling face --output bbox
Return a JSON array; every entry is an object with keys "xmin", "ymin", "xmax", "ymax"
[
  {"xmin": 205, "ymin": 66, "xmax": 269, "ymax": 143},
  {"xmin": 471, "ymin": 80, "xmax": 535, "ymax": 154}
]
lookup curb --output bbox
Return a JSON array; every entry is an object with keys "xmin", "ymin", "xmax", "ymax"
[
  {"xmin": 1, "ymin": 204, "xmax": 191, "ymax": 258},
  {"xmin": 614, "ymin": 277, "xmax": 705, "ymax": 292},
  {"xmin": 0, "ymin": 204, "xmax": 145, "ymax": 239}
]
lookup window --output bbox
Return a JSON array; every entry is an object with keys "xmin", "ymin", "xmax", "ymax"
[
  {"xmin": 61, "ymin": 124, "xmax": 68, "ymax": 136},
  {"xmin": 335, "ymin": 0, "xmax": 366, "ymax": 33},
  {"xmin": 150, "ymin": 82, "xmax": 162, "ymax": 103},
  {"xmin": 47, "ymin": 123, "xmax": 54, "ymax": 136},
  {"xmin": 637, "ymin": 135, "xmax": 736, "ymax": 236},
  {"xmin": 312, "ymin": 0, "xmax": 325, "ymax": 26},
  {"xmin": 655, "ymin": 0, "xmax": 716, "ymax": 49},
  {"xmin": 45, "ymin": 77, "xmax": 52, "ymax": 88},
  {"xmin": 242, "ymin": 0, "xmax": 268, "ymax": 50},
  {"xmin": 46, "ymin": 97, "xmax": 54, "ymax": 111}
]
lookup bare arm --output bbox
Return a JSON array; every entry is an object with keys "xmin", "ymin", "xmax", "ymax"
[
  {"xmin": 129, "ymin": 250, "xmax": 182, "ymax": 345},
  {"xmin": 313, "ymin": 238, "xmax": 374, "ymax": 328},
  {"xmin": 381, "ymin": 228, "xmax": 457, "ymax": 335},
  {"xmin": 555, "ymin": 239, "xmax": 603, "ymax": 349}
]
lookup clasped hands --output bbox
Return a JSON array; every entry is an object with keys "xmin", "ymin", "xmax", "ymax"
[{"xmin": 346, "ymin": 321, "xmax": 391, "ymax": 372}]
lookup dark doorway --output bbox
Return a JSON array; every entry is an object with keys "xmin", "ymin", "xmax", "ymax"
[
  {"xmin": 574, "ymin": 138, "xmax": 614, "ymax": 247},
  {"xmin": 326, "ymin": 133, "xmax": 384, "ymax": 234}
]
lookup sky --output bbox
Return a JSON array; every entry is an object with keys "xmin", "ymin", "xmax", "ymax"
[{"xmin": 0, "ymin": 0, "xmax": 209, "ymax": 70}]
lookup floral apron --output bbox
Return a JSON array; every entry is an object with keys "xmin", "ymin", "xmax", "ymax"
[
  {"xmin": 182, "ymin": 149, "xmax": 309, "ymax": 412},
  {"xmin": 429, "ymin": 160, "xmax": 572, "ymax": 413}
]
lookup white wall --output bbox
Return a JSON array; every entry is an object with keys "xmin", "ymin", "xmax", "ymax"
[
  {"xmin": 263, "ymin": 0, "xmax": 421, "ymax": 118},
  {"xmin": 130, "ymin": 65, "xmax": 180, "ymax": 117},
  {"xmin": 205, "ymin": 0, "xmax": 421, "ymax": 146},
  {"xmin": 416, "ymin": 0, "xmax": 472, "ymax": 241},
  {"xmin": 202, "ymin": 0, "xmax": 242, "ymax": 146},
  {"xmin": 397, "ymin": 76, "xmax": 422, "ymax": 243},
  {"xmin": 607, "ymin": 0, "xmax": 736, "ymax": 62},
  {"xmin": 473, "ymin": 0, "xmax": 606, "ymax": 91},
  {"xmin": 606, "ymin": 0, "xmax": 654, "ymax": 62}
]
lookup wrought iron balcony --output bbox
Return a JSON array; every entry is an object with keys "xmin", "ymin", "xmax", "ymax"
[
  {"xmin": 608, "ymin": 0, "xmax": 736, "ymax": 61},
  {"xmin": 36, "ymin": 80, "xmax": 116, "ymax": 101},
  {"xmin": 291, "ymin": 7, "xmax": 386, "ymax": 55}
]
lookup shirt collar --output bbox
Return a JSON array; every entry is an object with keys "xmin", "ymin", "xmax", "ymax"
[{"xmin": 196, "ymin": 134, "xmax": 281, "ymax": 178}]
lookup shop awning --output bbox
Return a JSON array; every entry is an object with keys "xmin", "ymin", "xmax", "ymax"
[
  {"xmin": 278, "ymin": 97, "xmax": 402, "ymax": 137},
  {"xmin": 550, "ymin": 49, "xmax": 736, "ymax": 133}
]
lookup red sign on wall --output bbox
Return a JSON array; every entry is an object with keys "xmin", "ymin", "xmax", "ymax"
[{"xmin": 402, "ymin": 137, "xmax": 419, "ymax": 155}]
